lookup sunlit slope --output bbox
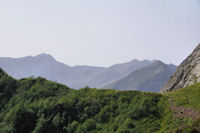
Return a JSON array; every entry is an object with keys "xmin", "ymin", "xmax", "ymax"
[{"xmin": 168, "ymin": 83, "xmax": 200, "ymax": 110}]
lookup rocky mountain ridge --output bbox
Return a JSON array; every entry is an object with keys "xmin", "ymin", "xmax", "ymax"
[{"xmin": 162, "ymin": 44, "xmax": 200, "ymax": 92}]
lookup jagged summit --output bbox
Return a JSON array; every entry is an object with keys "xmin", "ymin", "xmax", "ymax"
[{"xmin": 161, "ymin": 43, "xmax": 200, "ymax": 93}]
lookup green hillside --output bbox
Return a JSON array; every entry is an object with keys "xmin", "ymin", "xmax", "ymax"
[
  {"xmin": 0, "ymin": 68, "xmax": 199, "ymax": 133},
  {"xmin": 165, "ymin": 83, "xmax": 200, "ymax": 132}
]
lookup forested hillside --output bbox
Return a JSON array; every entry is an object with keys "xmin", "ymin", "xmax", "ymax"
[{"xmin": 0, "ymin": 68, "xmax": 199, "ymax": 133}]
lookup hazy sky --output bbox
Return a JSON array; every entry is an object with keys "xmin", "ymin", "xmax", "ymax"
[{"xmin": 0, "ymin": 0, "xmax": 200, "ymax": 67}]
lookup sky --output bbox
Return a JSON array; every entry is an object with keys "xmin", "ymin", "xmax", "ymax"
[{"xmin": 0, "ymin": 0, "xmax": 200, "ymax": 67}]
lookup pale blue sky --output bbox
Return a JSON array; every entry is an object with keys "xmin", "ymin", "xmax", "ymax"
[{"xmin": 0, "ymin": 0, "xmax": 200, "ymax": 67}]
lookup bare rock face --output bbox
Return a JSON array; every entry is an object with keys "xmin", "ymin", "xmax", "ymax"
[{"xmin": 161, "ymin": 44, "xmax": 200, "ymax": 93}]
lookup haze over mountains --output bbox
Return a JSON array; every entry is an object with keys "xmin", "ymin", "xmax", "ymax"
[
  {"xmin": 0, "ymin": 53, "xmax": 176, "ymax": 91},
  {"xmin": 1, "ymin": 44, "xmax": 200, "ymax": 132},
  {"xmin": 104, "ymin": 61, "xmax": 176, "ymax": 92}
]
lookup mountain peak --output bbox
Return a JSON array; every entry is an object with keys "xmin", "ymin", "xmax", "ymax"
[
  {"xmin": 35, "ymin": 53, "xmax": 52, "ymax": 57},
  {"xmin": 34, "ymin": 53, "xmax": 55, "ymax": 61},
  {"xmin": 161, "ymin": 43, "xmax": 200, "ymax": 93},
  {"xmin": 130, "ymin": 59, "xmax": 139, "ymax": 62},
  {"xmin": 153, "ymin": 60, "xmax": 164, "ymax": 64}
]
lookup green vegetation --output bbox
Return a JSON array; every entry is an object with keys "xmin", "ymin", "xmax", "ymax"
[
  {"xmin": 166, "ymin": 83, "xmax": 200, "ymax": 132},
  {"xmin": 168, "ymin": 83, "xmax": 200, "ymax": 110},
  {"xmin": 0, "ymin": 68, "xmax": 200, "ymax": 133}
]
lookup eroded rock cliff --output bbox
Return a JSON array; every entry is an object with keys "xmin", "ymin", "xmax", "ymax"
[{"xmin": 162, "ymin": 44, "xmax": 200, "ymax": 92}]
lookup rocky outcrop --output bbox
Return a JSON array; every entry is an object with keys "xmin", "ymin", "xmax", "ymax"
[{"xmin": 161, "ymin": 44, "xmax": 200, "ymax": 93}]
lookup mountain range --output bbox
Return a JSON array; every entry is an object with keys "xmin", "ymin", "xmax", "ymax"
[
  {"xmin": 0, "ymin": 53, "xmax": 176, "ymax": 91},
  {"xmin": 0, "ymin": 44, "xmax": 200, "ymax": 132},
  {"xmin": 103, "ymin": 61, "xmax": 176, "ymax": 92},
  {"xmin": 1, "ymin": 44, "xmax": 200, "ymax": 132}
]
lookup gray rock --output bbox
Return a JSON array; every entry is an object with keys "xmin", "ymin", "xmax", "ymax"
[{"xmin": 161, "ymin": 44, "xmax": 200, "ymax": 93}]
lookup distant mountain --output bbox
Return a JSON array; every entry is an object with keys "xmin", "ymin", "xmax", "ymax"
[
  {"xmin": 0, "ymin": 53, "xmax": 71, "ymax": 81},
  {"xmin": 162, "ymin": 43, "xmax": 200, "ymax": 93},
  {"xmin": 103, "ymin": 61, "xmax": 176, "ymax": 92},
  {"xmin": 87, "ymin": 59, "xmax": 153, "ymax": 87},
  {"xmin": 0, "ymin": 54, "xmax": 153, "ymax": 89}
]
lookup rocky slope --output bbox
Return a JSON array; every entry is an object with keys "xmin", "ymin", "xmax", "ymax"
[{"xmin": 162, "ymin": 44, "xmax": 200, "ymax": 92}]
